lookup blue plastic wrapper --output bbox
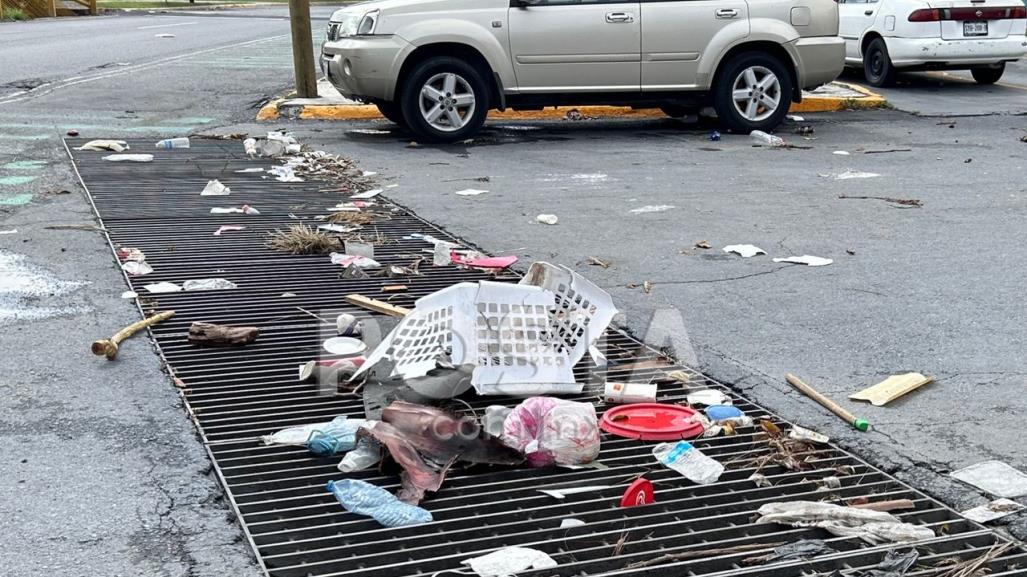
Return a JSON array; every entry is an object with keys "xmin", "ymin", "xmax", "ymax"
[
  {"xmin": 705, "ymin": 404, "xmax": 744, "ymax": 421},
  {"xmin": 326, "ymin": 479, "xmax": 432, "ymax": 527}
]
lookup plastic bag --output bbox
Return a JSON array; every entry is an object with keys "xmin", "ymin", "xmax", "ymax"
[
  {"xmin": 755, "ymin": 501, "xmax": 935, "ymax": 544},
  {"xmin": 325, "ymin": 479, "xmax": 431, "ymax": 528},
  {"xmin": 502, "ymin": 397, "xmax": 600, "ymax": 467},
  {"xmin": 262, "ymin": 415, "xmax": 370, "ymax": 452}
]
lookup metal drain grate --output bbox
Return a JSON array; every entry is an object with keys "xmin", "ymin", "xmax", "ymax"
[{"xmin": 67, "ymin": 139, "xmax": 1026, "ymax": 577}]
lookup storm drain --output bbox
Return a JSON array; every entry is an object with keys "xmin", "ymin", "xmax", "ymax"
[{"xmin": 67, "ymin": 139, "xmax": 1026, "ymax": 577}]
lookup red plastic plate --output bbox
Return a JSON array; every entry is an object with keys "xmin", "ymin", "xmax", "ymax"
[{"xmin": 599, "ymin": 403, "xmax": 704, "ymax": 441}]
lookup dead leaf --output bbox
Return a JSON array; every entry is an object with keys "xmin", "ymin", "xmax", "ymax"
[
  {"xmin": 587, "ymin": 256, "xmax": 611, "ymax": 268},
  {"xmin": 642, "ymin": 281, "xmax": 652, "ymax": 294},
  {"xmin": 759, "ymin": 420, "xmax": 782, "ymax": 436},
  {"xmin": 626, "ymin": 283, "xmax": 638, "ymax": 289},
  {"xmin": 694, "ymin": 240, "xmax": 711, "ymax": 249}
]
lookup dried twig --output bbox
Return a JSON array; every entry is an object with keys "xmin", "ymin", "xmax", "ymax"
[
  {"xmin": 266, "ymin": 225, "xmax": 341, "ymax": 254},
  {"xmin": 625, "ymin": 542, "xmax": 787, "ymax": 569},
  {"xmin": 838, "ymin": 194, "xmax": 922, "ymax": 208},
  {"xmin": 936, "ymin": 542, "xmax": 1017, "ymax": 577},
  {"xmin": 612, "ymin": 532, "xmax": 631, "ymax": 557}
]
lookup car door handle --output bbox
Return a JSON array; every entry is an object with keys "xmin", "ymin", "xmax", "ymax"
[
  {"xmin": 864, "ymin": 9, "xmax": 874, "ymax": 15},
  {"xmin": 716, "ymin": 8, "xmax": 739, "ymax": 18},
  {"xmin": 605, "ymin": 11, "xmax": 635, "ymax": 23}
]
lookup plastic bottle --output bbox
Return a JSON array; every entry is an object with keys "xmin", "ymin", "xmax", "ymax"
[
  {"xmin": 750, "ymin": 130, "xmax": 785, "ymax": 147},
  {"xmin": 338, "ymin": 442, "xmax": 381, "ymax": 472},
  {"xmin": 652, "ymin": 440, "xmax": 724, "ymax": 484},
  {"xmin": 155, "ymin": 137, "xmax": 190, "ymax": 149}
]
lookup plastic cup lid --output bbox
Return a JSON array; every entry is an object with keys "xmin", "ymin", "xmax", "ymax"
[
  {"xmin": 620, "ymin": 478, "xmax": 655, "ymax": 508},
  {"xmin": 322, "ymin": 336, "xmax": 367, "ymax": 356},
  {"xmin": 599, "ymin": 403, "xmax": 704, "ymax": 441}
]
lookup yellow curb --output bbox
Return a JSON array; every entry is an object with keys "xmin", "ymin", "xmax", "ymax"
[{"xmin": 256, "ymin": 83, "xmax": 886, "ymax": 122}]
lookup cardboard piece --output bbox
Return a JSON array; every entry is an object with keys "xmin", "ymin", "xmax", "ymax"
[{"xmin": 850, "ymin": 372, "xmax": 932, "ymax": 406}]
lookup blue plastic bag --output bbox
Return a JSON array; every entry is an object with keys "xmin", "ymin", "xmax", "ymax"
[
  {"xmin": 705, "ymin": 404, "xmax": 744, "ymax": 421},
  {"xmin": 306, "ymin": 416, "xmax": 366, "ymax": 456},
  {"xmin": 326, "ymin": 479, "xmax": 432, "ymax": 527}
]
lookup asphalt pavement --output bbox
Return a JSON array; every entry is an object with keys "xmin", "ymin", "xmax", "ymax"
[{"xmin": 1, "ymin": 7, "xmax": 1027, "ymax": 576}]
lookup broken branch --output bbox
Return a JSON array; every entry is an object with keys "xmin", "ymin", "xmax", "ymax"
[{"xmin": 92, "ymin": 310, "xmax": 175, "ymax": 360}]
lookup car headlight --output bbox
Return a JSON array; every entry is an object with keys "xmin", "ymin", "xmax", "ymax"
[{"xmin": 357, "ymin": 10, "xmax": 379, "ymax": 36}]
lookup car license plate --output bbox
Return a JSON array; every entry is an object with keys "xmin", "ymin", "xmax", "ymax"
[{"xmin": 963, "ymin": 20, "xmax": 988, "ymax": 36}]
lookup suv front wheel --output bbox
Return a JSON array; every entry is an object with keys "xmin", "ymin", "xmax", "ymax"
[
  {"xmin": 713, "ymin": 51, "xmax": 793, "ymax": 134},
  {"xmin": 400, "ymin": 56, "xmax": 490, "ymax": 143}
]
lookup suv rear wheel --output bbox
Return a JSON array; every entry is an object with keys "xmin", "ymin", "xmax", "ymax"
[
  {"xmin": 970, "ymin": 63, "xmax": 1005, "ymax": 85},
  {"xmin": 713, "ymin": 51, "xmax": 793, "ymax": 134},
  {"xmin": 400, "ymin": 56, "xmax": 490, "ymax": 143},
  {"xmin": 376, "ymin": 101, "xmax": 407, "ymax": 127}
]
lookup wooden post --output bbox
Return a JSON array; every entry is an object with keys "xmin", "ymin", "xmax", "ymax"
[
  {"xmin": 288, "ymin": 0, "xmax": 318, "ymax": 98},
  {"xmin": 50, "ymin": 0, "xmax": 57, "ymax": 17},
  {"xmin": 89, "ymin": 0, "xmax": 96, "ymax": 14}
]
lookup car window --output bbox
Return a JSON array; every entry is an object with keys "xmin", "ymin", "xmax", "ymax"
[{"xmin": 525, "ymin": 0, "xmax": 633, "ymax": 5}]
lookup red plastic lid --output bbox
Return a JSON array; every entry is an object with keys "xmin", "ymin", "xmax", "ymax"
[
  {"xmin": 621, "ymin": 478, "xmax": 655, "ymax": 508},
  {"xmin": 599, "ymin": 403, "xmax": 704, "ymax": 441}
]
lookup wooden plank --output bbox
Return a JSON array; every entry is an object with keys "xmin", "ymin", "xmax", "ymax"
[
  {"xmin": 288, "ymin": 0, "xmax": 318, "ymax": 98},
  {"xmin": 345, "ymin": 293, "xmax": 411, "ymax": 317}
]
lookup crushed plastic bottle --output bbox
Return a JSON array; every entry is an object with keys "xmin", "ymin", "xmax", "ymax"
[
  {"xmin": 652, "ymin": 440, "xmax": 724, "ymax": 484},
  {"xmin": 338, "ymin": 441, "xmax": 381, "ymax": 473},
  {"xmin": 750, "ymin": 130, "xmax": 786, "ymax": 148},
  {"xmin": 155, "ymin": 137, "xmax": 190, "ymax": 149},
  {"xmin": 326, "ymin": 479, "xmax": 432, "ymax": 527}
]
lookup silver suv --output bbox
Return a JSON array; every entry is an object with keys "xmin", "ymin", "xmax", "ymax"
[{"xmin": 322, "ymin": 0, "xmax": 845, "ymax": 142}]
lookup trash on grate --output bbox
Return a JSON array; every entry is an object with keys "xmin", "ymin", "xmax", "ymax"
[
  {"xmin": 653, "ymin": 440, "xmax": 724, "ymax": 484},
  {"xmin": 601, "ymin": 404, "xmax": 704, "ymax": 440},
  {"xmin": 323, "ymin": 336, "xmax": 366, "ymax": 355},
  {"xmin": 724, "ymin": 244, "xmax": 766, "ymax": 257},
  {"xmin": 604, "ymin": 381, "xmax": 657, "ymax": 404},
  {"xmin": 262, "ymin": 415, "xmax": 366, "ymax": 449},
  {"xmin": 210, "ymin": 205, "xmax": 259, "ymax": 215},
  {"xmin": 750, "ymin": 472, "xmax": 771, "ymax": 487},
  {"xmin": 267, "ymin": 225, "xmax": 342, "ymax": 254},
  {"xmin": 961, "ymin": 498, "xmax": 1025, "ymax": 523},
  {"xmin": 121, "ymin": 261, "xmax": 153, "ymax": 276},
  {"xmin": 75, "ymin": 139, "xmax": 128, "ymax": 152},
  {"xmin": 790, "ymin": 424, "xmax": 830, "ymax": 444},
  {"xmin": 121, "ymin": 291, "xmax": 137, "ymax": 299},
  {"xmin": 755, "ymin": 501, "xmax": 935, "ymax": 544},
  {"xmin": 843, "ymin": 548, "xmax": 920, "ymax": 577},
  {"xmin": 538, "ymin": 485, "xmax": 613, "ymax": 499},
  {"xmin": 850, "ymin": 372, "xmax": 932, "ymax": 406},
  {"xmin": 187, "ymin": 322, "xmax": 259, "ymax": 347},
  {"xmin": 626, "ymin": 542, "xmax": 786, "ymax": 570},
  {"xmin": 362, "ymin": 401, "xmax": 523, "ymax": 504},
  {"xmin": 155, "ymin": 137, "xmax": 189, "ymax": 149},
  {"xmin": 351, "ymin": 189, "xmax": 383, "ymax": 199},
  {"xmin": 621, "ymin": 478, "xmax": 655, "ymax": 507},
  {"xmin": 451, "ymin": 253, "xmax": 517, "ymax": 270},
  {"xmin": 812, "ymin": 475, "xmax": 842, "ymax": 492},
  {"xmin": 213, "ymin": 225, "xmax": 245, "ymax": 236},
  {"xmin": 91, "ymin": 310, "xmax": 175, "ymax": 360},
  {"xmin": 482, "ymin": 405, "xmax": 513, "ymax": 438},
  {"xmin": 116, "ymin": 247, "xmax": 145, "ymax": 262},
  {"xmin": 519, "ymin": 261, "xmax": 617, "ymax": 365},
  {"xmin": 834, "ymin": 150, "xmax": 850, "ymax": 156},
  {"xmin": 330, "ymin": 253, "xmax": 381, "ymax": 268},
  {"xmin": 560, "ymin": 518, "xmax": 586, "ymax": 528},
  {"xmin": 773, "ymin": 255, "xmax": 834, "ymax": 267},
  {"xmin": 455, "ymin": 188, "xmax": 488, "ymax": 196},
  {"xmin": 336, "ymin": 313, "xmax": 362, "ymax": 336},
  {"xmin": 950, "ymin": 461, "xmax": 1027, "ymax": 498},
  {"xmin": 537, "ymin": 214, "xmax": 559, "ymax": 225},
  {"xmin": 706, "ymin": 404, "xmax": 745, "ymax": 421},
  {"xmin": 503, "ymin": 397, "xmax": 600, "ymax": 467},
  {"xmin": 201, "ymin": 179, "xmax": 231, "ymax": 196},
  {"xmin": 318, "ymin": 223, "xmax": 360, "ymax": 233},
  {"xmin": 687, "ymin": 389, "xmax": 731, "ymax": 406},
  {"xmin": 234, "ymin": 167, "xmax": 264, "ymax": 173},
  {"xmin": 103, "ymin": 153, "xmax": 153, "ymax": 162},
  {"xmin": 461, "ymin": 546, "xmax": 558, "ymax": 577},
  {"xmin": 339, "ymin": 441, "xmax": 381, "ymax": 472},
  {"xmin": 326, "ymin": 479, "xmax": 432, "ymax": 528},
  {"xmin": 182, "ymin": 278, "xmax": 237, "ymax": 291},
  {"xmin": 353, "ymin": 279, "xmax": 582, "ymax": 396},
  {"xmin": 742, "ymin": 539, "xmax": 836, "ymax": 564},
  {"xmin": 143, "ymin": 281, "xmax": 181, "ymax": 293}
]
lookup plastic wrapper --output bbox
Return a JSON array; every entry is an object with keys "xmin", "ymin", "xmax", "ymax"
[
  {"xmin": 461, "ymin": 546, "xmax": 557, "ymax": 577},
  {"xmin": 755, "ymin": 501, "xmax": 935, "ymax": 544},
  {"xmin": 503, "ymin": 397, "xmax": 600, "ymax": 467}
]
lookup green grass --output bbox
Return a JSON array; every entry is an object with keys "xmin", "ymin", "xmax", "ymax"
[{"xmin": 1, "ymin": 6, "xmax": 31, "ymax": 20}]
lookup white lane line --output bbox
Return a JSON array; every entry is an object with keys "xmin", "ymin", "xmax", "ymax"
[
  {"xmin": 137, "ymin": 21, "xmax": 199, "ymax": 30},
  {"xmin": 0, "ymin": 34, "xmax": 287, "ymax": 106}
]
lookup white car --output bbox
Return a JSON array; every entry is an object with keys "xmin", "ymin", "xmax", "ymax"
[{"xmin": 839, "ymin": 0, "xmax": 1027, "ymax": 85}]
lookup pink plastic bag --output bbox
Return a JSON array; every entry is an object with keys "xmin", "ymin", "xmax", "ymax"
[{"xmin": 502, "ymin": 397, "xmax": 600, "ymax": 467}]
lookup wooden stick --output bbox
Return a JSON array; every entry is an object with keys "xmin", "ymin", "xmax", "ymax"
[
  {"xmin": 625, "ymin": 542, "xmax": 786, "ymax": 569},
  {"xmin": 92, "ymin": 310, "xmax": 175, "ymax": 360},
  {"xmin": 785, "ymin": 373, "xmax": 870, "ymax": 431},
  {"xmin": 852, "ymin": 499, "xmax": 915, "ymax": 512},
  {"xmin": 344, "ymin": 293, "xmax": 410, "ymax": 317}
]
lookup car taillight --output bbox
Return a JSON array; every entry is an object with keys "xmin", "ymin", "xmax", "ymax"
[
  {"xmin": 1011, "ymin": 6, "xmax": 1026, "ymax": 18},
  {"xmin": 908, "ymin": 8, "xmax": 940, "ymax": 21}
]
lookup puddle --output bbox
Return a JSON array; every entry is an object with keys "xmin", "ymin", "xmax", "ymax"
[{"xmin": 0, "ymin": 250, "xmax": 90, "ymax": 325}]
